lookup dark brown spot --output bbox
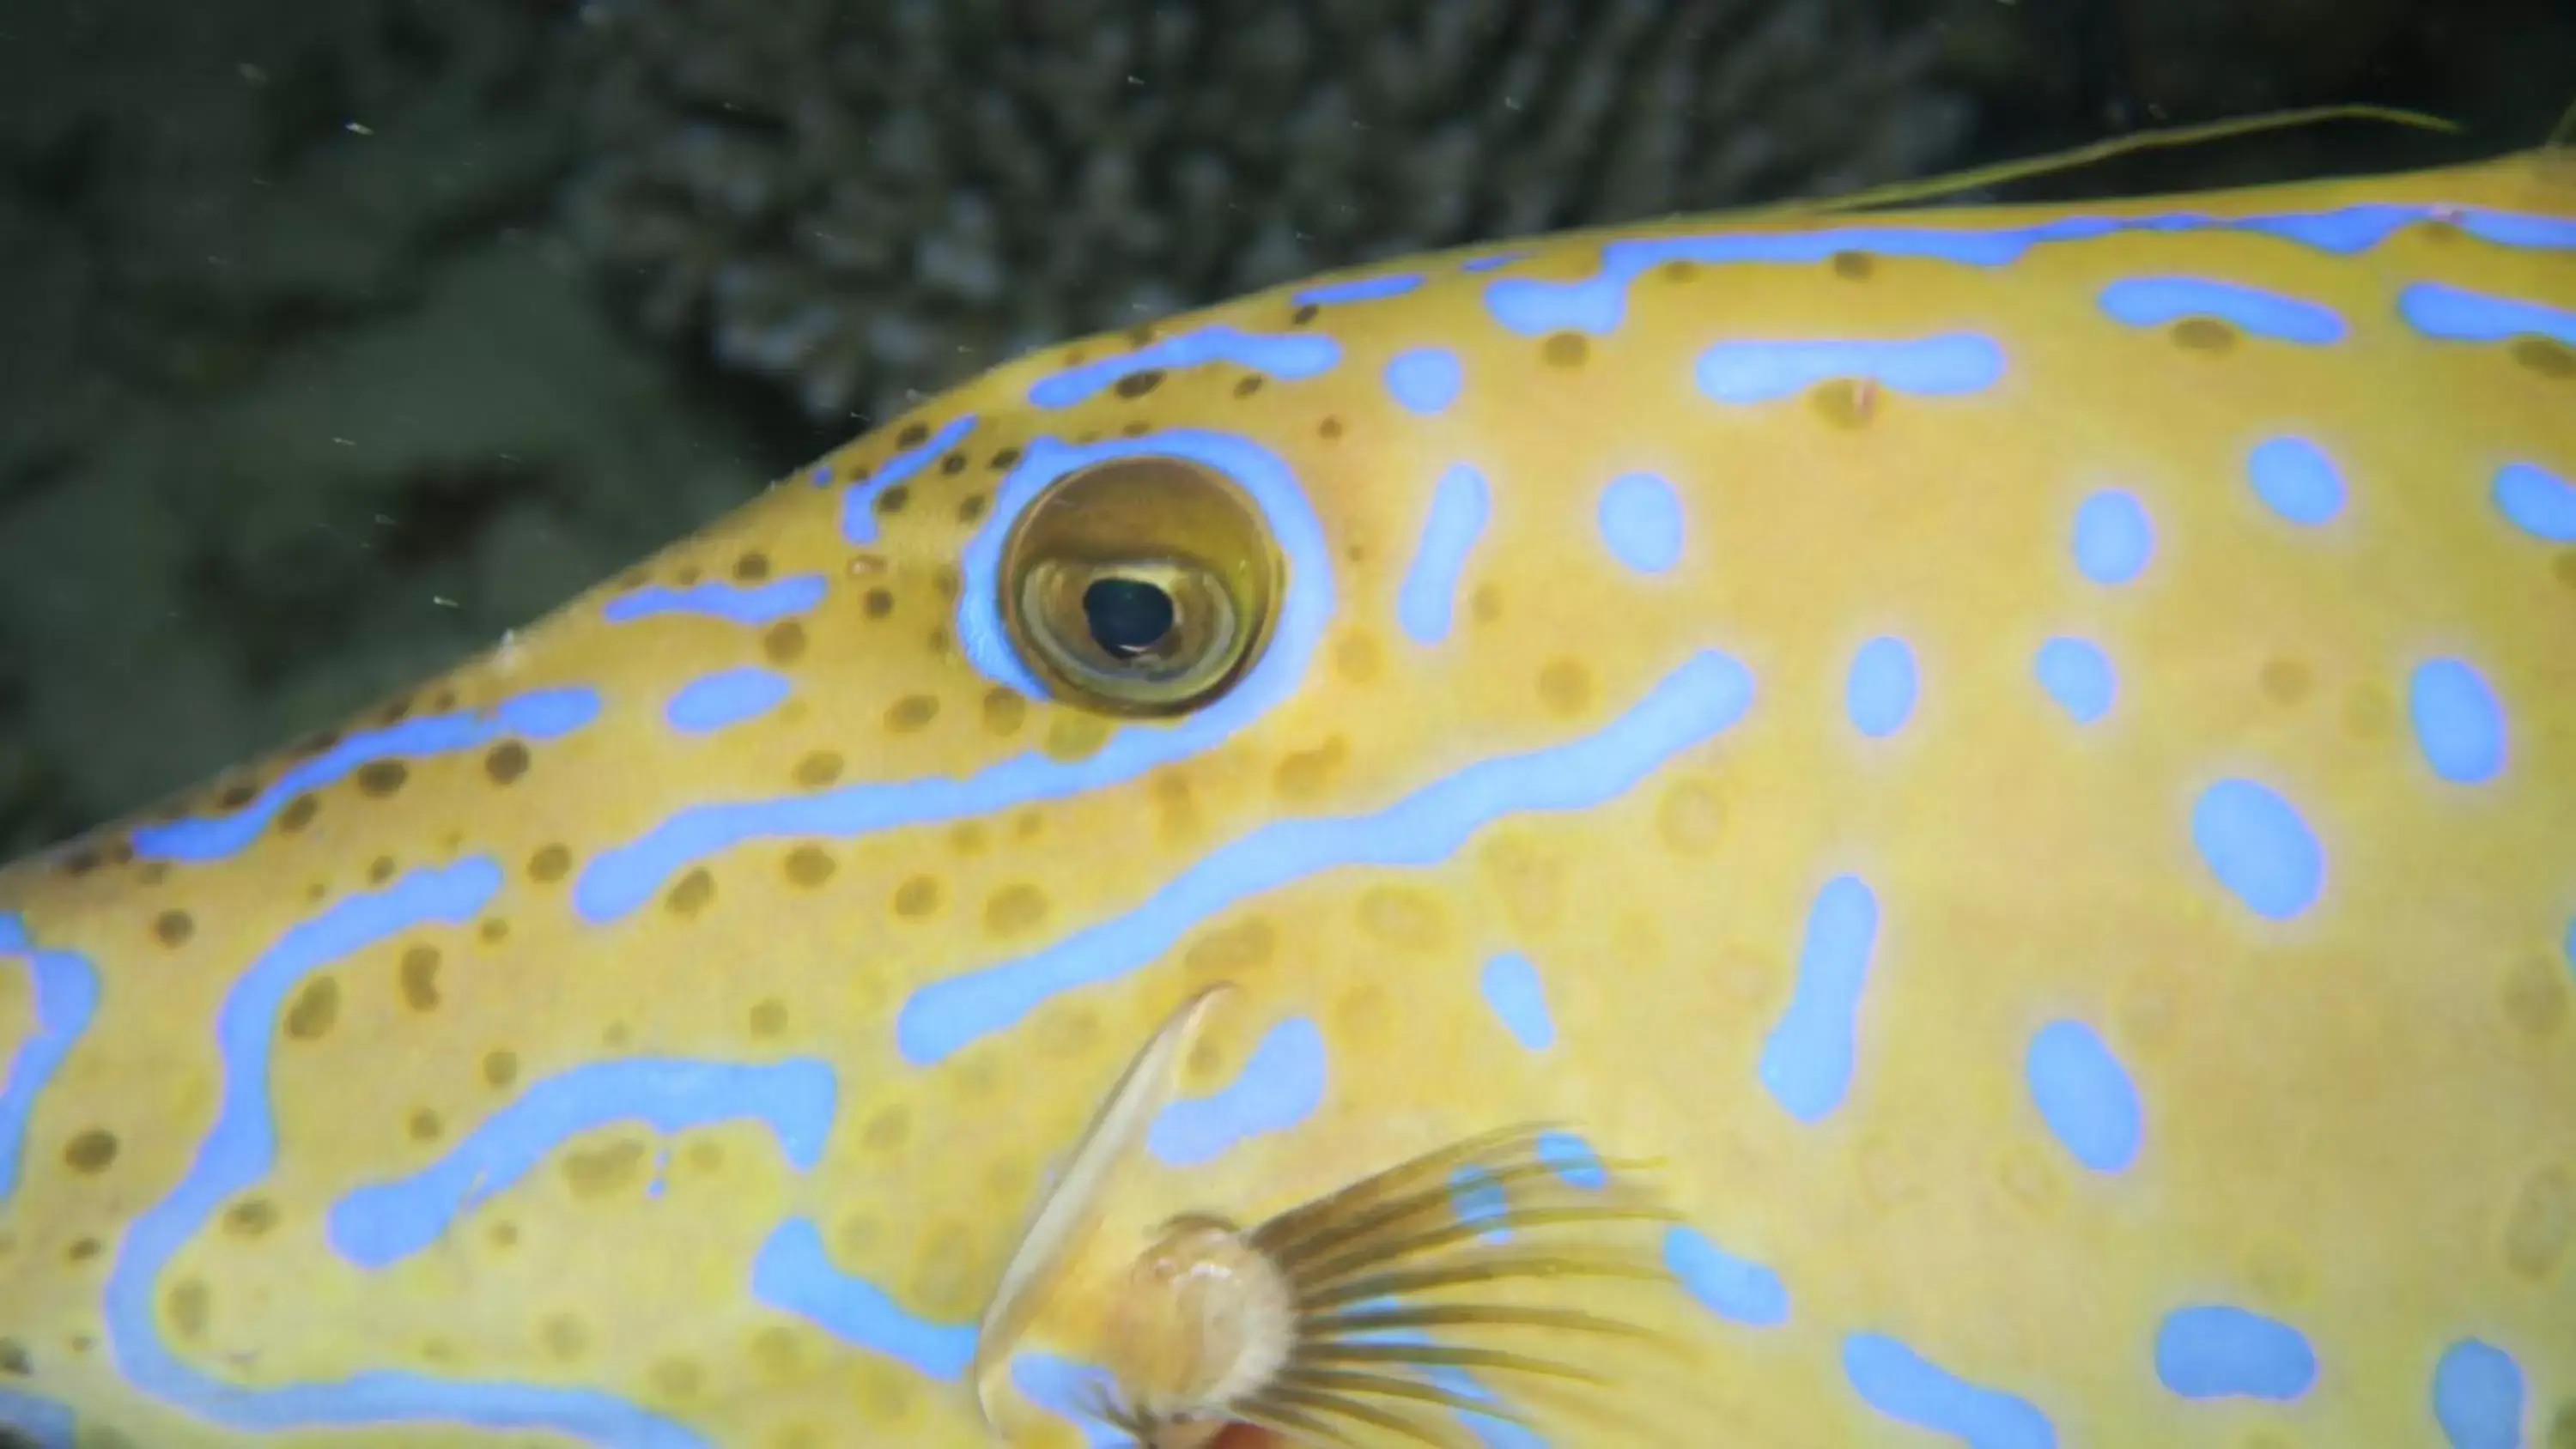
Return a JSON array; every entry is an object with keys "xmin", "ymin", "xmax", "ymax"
[
  {"xmin": 1830, "ymin": 251, "xmax": 1875, "ymax": 280},
  {"xmin": 988, "ymin": 446, "xmax": 1022, "ymax": 470},
  {"xmin": 673, "ymin": 564, "xmax": 702, "ymax": 586},
  {"xmin": 939, "ymin": 452, "xmax": 968, "ymax": 476},
  {"xmin": 1659, "ymin": 259, "xmax": 1699, "ymax": 283},
  {"xmin": 430, "ymin": 688, "xmax": 457, "ymax": 712},
  {"xmin": 763, "ymin": 620, "xmax": 807, "ymax": 664},
  {"xmin": 863, "ymin": 587, "xmax": 895, "ymax": 619},
  {"xmin": 733, "ymin": 550, "xmax": 772, "ymax": 582},
  {"xmin": 933, "ymin": 565, "xmax": 961, "ymax": 601},
  {"xmin": 1125, "ymin": 324, "xmax": 1157, "ymax": 348},
  {"xmin": 59, "ymin": 846, "xmax": 101, "ymax": 877},
  {"xmin": 489, "ymin": 1221, "xmax": 519, "ymax": 1249},
  {"xmin": 0, "ymin": 1338, "xmax": 30, "ymax": 1376},
  {"xmin": 749, "ymin": 998, "xmax": 789, "ymax": 1038},
  {"xmin": 1113, "ymin": 368, "xmax": 1165, "ymax": 400},
  {"xmin": 62, "ymin": 1128, "xmax": 118, "ymax": 1173},
  {"xmin": 223, "ymin": 1197, "xmax": 279, "ymax": 1238},
  {"xmin": 877, "ymin": 485, "xmax": 911, "ymax": 517},
  {"xmin": 66, "ymin": 1237, "xmax": 100, "ymax": 1262},
  {"xmin": 793, "ymin": 751, "xmax": 844, "ymax": 790},
  {"xmin": 893, "ymin": 876, "xmax": 943, "ymax": 919},
  {"xmin": 154, "ymin": 910, "xmax": 194, "ymax": 948},
  {"xmin": 355, "ymin": 760, "xmax": 409, "ymax": 797},
  {"xmin": 955, "ymin": 494, "xmax": 988, "ymax": 524},
  {"xmin": 167, "ymin": 1279, "xmax": 210, "ymax": 1338},
  {"xmin": 528, "ymin": 844, "xmax": 572, "ymax": 883},
  {"xmin": 1119, "ymin": 421, "xmax": 1150, "ymax": 438},
  {"xmin": 2512, "ymin": 335, "xmax": 2576, "ymax": 379},
  {"xmin": 407, "ymin": 1107, "xmax": 443, "ymax": 1142},
  {"xmin": 379, "ymin": 694, "xmax": 415, "ymax": 726},
  {"xmin": 137, "ymin": 861, "xmax": 169, "ymax": 887},
  {"xmin": 667, "ymin": 867, "xmax": 716, "ymax": 919},
  {"xmin": 784, "ymin": 845, "xmax": 835, "ymax": 888},
  {"xmin": 368, "ymin": 855, "xmax": 397, "ymax": 885},
  {"xmin": 286, "ymin": 976, "xmax": 341, "ymax": 1040},
  {"xmin": 1233, "ymin": 374, "xmax": 1264, "ymax": 398},
  {"xmin": 981, "ymin": 688, "xmax": 1027, "ymax": 737},
  {"xmin": 279, "ymin": 794, "xmax": 320, "ymax": 833},
  {"xmin": 896, "ymin": 421, "xmax": 930, "ymax": 448},
  {"xmin": 216, "ymin": 781, "xmax": 258, "ymax": 810},
  {"xmin": 485, "ymin": 742, "xmax": 531, "ymax": 785},
  {"xmin": 1811, "ymin": 378, "xmax": 1877, "ymax": 428},
  {"xmin": 483, "ymin": 1049, "xmax": 519, "ymax": 1088},
  {"xmin": 2172, "ymin": 317, "xmax": 2239, "ymax": 353},
  {"xmin": 1540, "ymin": 331, "xmax": 1588, "ymax": 368},
  {"xmin": 400, "ymin": 945, "xmax": 441, "ymax": 1011},
  {"xmin": 1290, "ymin": 303, "xmax": 1320, "ymax": 326},
  {"xmin": 885, "ymin": 695, "xmax": 940, "ymax": 733},
  {"xmin": 481, "ymin": 916, "xmax": 509, "ymax": 944},
  {"xmin": 1319, "ymin": 416, "xmax": 1345, "ymax": 440}
]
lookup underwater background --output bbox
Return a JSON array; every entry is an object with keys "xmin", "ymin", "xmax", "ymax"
[{"xmin": 0, "ymin": 0, "xmax": 2568, "ymax": 856}]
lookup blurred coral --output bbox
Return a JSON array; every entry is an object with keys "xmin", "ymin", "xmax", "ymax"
[{"xmin": 562, "ymin": 0, "xmax": 1975, "ymax": 425}]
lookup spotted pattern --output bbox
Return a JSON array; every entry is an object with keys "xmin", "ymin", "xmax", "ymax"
[{"xmin": 0, "ymin": 148, "xmax": 2571, "ymax": 1449}]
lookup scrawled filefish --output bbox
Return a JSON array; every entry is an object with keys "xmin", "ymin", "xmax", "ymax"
[{"xmin": 3, "ymin": 110, "xmax": 2573, "ymax": 1449}]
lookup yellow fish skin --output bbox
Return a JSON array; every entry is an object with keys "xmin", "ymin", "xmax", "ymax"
[{"xmin": 2, "ymin": 137, "xmax": 2573, "ymax": 1449}]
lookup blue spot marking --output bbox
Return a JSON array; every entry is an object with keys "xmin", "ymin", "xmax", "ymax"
[
  {"xmin": 2433, "ymin": 1339, "xmax": 2524, "ymax": 1449},
  {"xmin": 0, "ymin": 1388, "xmax": 73, "ymax": 1449},
  {"xmin": 1385, "ymin": 348, "xmax": 1465, "ymax": 415},
  {"xmin": 2494, "ymin": 462, "xmax": 2576, "ymax": 543},
  {"xmin": 586, "ymin": 431, "xmax": 1334, "ymax": 921},
  {"xmin": 2409, "ymin": 658, "xmax": 2508, "ymax": 785},
  {"xmin": 1598, "ymin": 473, "xmax": 1685, "ymax": 575},
  {"xmin": 1460, "ymin": 252, "xmax": 1528, "ymax": 274},
  {"xmin": 1479, "ymin": 205, "xmax": 2563, "ymax": 336},
  {"xmin": 665, "ymin": 667, "xmax": 792, "ymax": 734},
  {"xmin": 1145, "ymin": 1016, "xmax": 1327, "ymax": 1167},
  {"xmin": 2399, "ymin": 282, "xmax": 2576, "ymax": 346},
  {"xmin": 2025, "ymin": 1021, "xmax": 2142, "ymax": 1173},
  {"xmin": 2191, "ymin": 779, "xmax": 2326, "ymax": 922},
  {"xmin": 896, "ymin": 651, "xmax": 1758, "ymax": 1064},
  {"xmin": 1664, "ymin": 1226, "xmax": 1789, "ymax": 1326},
  {"xmin": 1294, "ymin": 274, "xmax": 1425, "ymax": 306},
  {"xmin": 99, "ymin": 862, "xmax": 708, "ymax": 1445},
  {"xmin": 0, "ymin": 917, "xmax": 100, "ymax": 1207},
  {"xmin": 1028, "ymin": 327, "xmax": 1340, "ymax": 409},
  {"xmin": 2098, "ymin": 277, "xmax": 2346, "ymax": 343},
  {"xmin": 1479, "ymin": 952, "xmax": 1556, "ymax": 1052},
  {"xmin": 1536, "ymin": 1131, "xmax": 1607, "ymax": 1190},
  {"xmin": 132, "ymin": 690, "xmax": 600, "ymax": 864},
  {"xmin": 1398, "ymin": 464, "xmax": 1491, "ymax": 645},
  {"xmin": 1844, "ymin": 1334, "xmax": 2057, "ymax": 1449},
  {"xmin": 602, "ymin": 575, "xmax": 827, "ymax": 626},
  {"xmin": 2246, "ymin": 437, "xmax": 2347, "ymax": 526},
  {"xmin": 2072, "ymin": 489, "xmax": 2155, "ymax": 585},
  {"xmin": 840, "ymin": 413, "xmax": 975, "ymax": 546},
  {"xmin": 1845, "ymin": 636, "xmax": 1918, "ymax": 739},
  {"xmin": 2155, "ymin": 1306, "xmax": 2318, "ymax": 1401},
  {"xmin": 1695, "ymin": 335, "xmax": 2003, "ymax": 405},
  {"xmin": 1758, "ymin": 876, "xmax": 1880, "ymax": 1124},
  {"xmin": 327, "ymin": 1058, "xmax": 839, "ymax": 1270},
  {"xmin": 2035, "ymin": 637, "xmax": 2117, "ymax": 725},
  {"xmin": 753, "ymin": 1218, "xmax": 976, "ymax": 1380},
  {"xmin": 1011, "ymin": 1355, "xmax": 1128, "ymax": 1448}
]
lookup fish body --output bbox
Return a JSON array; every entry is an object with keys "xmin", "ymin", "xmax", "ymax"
[{"xmin": 2, "ymin": 142, "xmax": 2573, "ymax": 1447}]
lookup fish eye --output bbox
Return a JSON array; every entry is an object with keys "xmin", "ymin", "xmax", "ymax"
[{"xmin": 999, "ymin": 455, "xmax": 1280, "ymax": 716}]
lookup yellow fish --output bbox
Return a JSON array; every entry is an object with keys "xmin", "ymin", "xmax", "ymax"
[{"xmin": 3, "ymin": 108, "xmax": 2573, "ymax": 1449}]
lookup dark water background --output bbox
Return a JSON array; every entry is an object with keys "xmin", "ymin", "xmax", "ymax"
[{"xmin": 0, "ymin": 0, "xmax": 2567, "ymax": 855}]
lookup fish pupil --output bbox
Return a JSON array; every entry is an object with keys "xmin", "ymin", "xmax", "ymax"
[{"xmin": 1084, "ymin": 576, "xmax": 1176, "ymax": 660}]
